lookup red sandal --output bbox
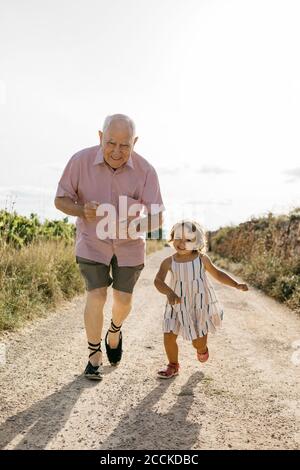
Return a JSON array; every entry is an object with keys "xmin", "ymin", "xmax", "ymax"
[
  {"xmin": 157, "ymin": 362, "xmax": 180, "ymax": 379},
  {"xmin": 197, "ymin": 348, "xmax": 209, "ymax": 363}
]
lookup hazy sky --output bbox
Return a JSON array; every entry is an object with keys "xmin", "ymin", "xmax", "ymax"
[{"xmin": 0, "ymin": 0, "xmax": 299, "ymax": 230}]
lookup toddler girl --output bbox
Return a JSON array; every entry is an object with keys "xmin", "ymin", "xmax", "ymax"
[{"xmin": 154, "ymin": 220, "xmax": 248, "ymax": 378}]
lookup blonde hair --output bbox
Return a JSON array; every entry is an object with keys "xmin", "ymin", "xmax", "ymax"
[{"xmin": 169, "ymin": 219, "xmax": 207, "ymax": 254}]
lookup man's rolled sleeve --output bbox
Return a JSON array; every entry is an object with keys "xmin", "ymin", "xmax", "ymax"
[
  {"xmin": 55, "ymin": 155, "xmax": 79, "ymax": 202},
  {"xmin": 141, "ymin": 166, "xmax": 165, "ymax": 214}
]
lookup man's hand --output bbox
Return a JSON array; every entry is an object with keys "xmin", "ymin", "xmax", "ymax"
[
  {"xmin": 167, "ymin": 290, "xmax": 181, "ymax": 305},
  {"xmin": 82, "ymin": 201, "xmax": 100, "ymax": 222},
  {"xmin": 236, "ymin": 283, "xmax": 248, "ymax": 291}
]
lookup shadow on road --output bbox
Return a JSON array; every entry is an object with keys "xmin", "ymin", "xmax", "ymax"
[
  {"xmin": 0, "ymin": 375, "xmax": 97, "ymax": 449},
  {"xmin": 100, "ymin": 371, "xmax": 204, "ymax": 450}
]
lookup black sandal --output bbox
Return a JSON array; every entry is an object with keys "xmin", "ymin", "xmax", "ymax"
[
  {"xmin": 84, "ymin": 341, "xmax": 103, "ymax": 380},
  {"xmin": 105, "ymin": 320, "xmax": 123, "ymax": 366}
]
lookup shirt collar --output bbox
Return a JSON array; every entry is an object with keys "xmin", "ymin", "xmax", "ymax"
[{"xmin": 93, "ymin": 147, "xmax": 134, "ymax": 169}]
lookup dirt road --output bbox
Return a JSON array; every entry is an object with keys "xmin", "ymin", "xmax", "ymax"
[{"xmin": 0, "ymin": 248, "xmax": 299, "ymax": 450}]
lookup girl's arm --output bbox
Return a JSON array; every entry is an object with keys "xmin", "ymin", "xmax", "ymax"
[
  {"xmin": 154, "ymin": 257, "xmax": 181, "ymax": 304},
  {"xmin": 201, "ymin": 254, "xmax": 248, "ymax": 291}
]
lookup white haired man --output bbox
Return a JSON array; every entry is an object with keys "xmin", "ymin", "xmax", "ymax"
[{"xmin": 55, "ymin": 114, "xmax": 164, "ymax": 380}]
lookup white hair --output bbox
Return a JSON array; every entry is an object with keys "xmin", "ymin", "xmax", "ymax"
[{"xmin": 102, "ymin": 114, "xmax": 136, "ymax": 137}]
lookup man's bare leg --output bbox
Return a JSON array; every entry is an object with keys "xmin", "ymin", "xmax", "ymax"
[
  {"xmin": 84, "ymin": 287, "xmax": 107, "ymax": 365},
  {"xmin": 108, "ymin": 289, "xmax": 132, "ymax": 348}
]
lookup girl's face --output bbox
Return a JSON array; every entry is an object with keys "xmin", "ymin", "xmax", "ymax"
[{"xmin": 172, "ymin": 227, "xmax": 197, "ymax": 254}]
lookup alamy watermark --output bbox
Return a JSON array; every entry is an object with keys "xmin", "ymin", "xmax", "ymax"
[{"xmin": 94, "ymin": 197, "xmax": 163, "ymax": 240}]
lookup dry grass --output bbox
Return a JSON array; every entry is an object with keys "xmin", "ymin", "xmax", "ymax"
[
  {"xmin": 0, "ymin": 238, "xmax": 166, "ymax": 331},
  {"xmin": 146, "ymin": 239, "xmax": 166, "ymax": 255},
  {"xmin": 0, "ymin": 241, "xmax": 84, "ymax": 331}
]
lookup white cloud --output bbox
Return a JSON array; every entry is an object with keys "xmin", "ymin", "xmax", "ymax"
[
  {"xmin": 0, "ymin": 186, "xmax": 55, "ymax": 198},
  {"xmin": 184, "ymin": 199, "xmax": 232, "ymax": 206},
  {"xmin": 283, "ymin": 167, "xmax": 300, "ymax": 178},
  {"xmin": 195, "ymin": 166, "xmax": 233, "ymax": 175}
]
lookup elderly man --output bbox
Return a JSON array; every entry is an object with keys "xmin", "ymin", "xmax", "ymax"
[{"xmin": 55, "ymin": 114, "xmax": 164, "ymax": 380}]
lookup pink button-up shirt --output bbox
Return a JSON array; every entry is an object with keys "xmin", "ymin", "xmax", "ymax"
[{"xmin": 55, "ymin": 145, "xmax": 165, "ymax": 266}]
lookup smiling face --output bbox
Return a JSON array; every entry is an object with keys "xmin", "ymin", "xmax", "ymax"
[
  {"xmin": 99, "ymin": 119, "xmax": 138, "ymax": 170},
  {"xmin": 170, "ymin": 221, "xmax": 206, "ymax": 255},
  {"xmin": 172, "ymin": 225, "xmax": 198, "ymax": 254}
]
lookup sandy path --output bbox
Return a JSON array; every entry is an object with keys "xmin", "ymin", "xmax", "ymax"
[{"xmin": 0, "ymin": 247, "xmax": 299, "ymax": 450}]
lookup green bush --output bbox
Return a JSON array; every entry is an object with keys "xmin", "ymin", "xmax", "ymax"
[
  {"xmin": 209, "ymin": 209, "xmax": 300, "ymax": 314},
  {"xmin": 0, "ymin": 211, "xmax": 75, "ymax": 248}
]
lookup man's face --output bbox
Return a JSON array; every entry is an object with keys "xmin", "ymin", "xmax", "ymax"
[{"xmin": 99, "ymin": 121, "xmax": 138, "ymax": 170}]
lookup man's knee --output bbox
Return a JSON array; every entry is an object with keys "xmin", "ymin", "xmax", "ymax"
[
  {"xmin": 87, "ymin": 287, "xmax": 108, "ymax": 304},
  {"xmin": 113, "ymin": 289, "xmax": 132, "ymax": 307}
]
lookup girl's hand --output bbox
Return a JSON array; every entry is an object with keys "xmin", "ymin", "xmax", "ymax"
[
  {"xmin": 167, "ymin": 290, "xmax": 181, "ymax": 305},
  {"xmin": 236, "ymin": 283, "xmax": 248, "ymax": 291}
]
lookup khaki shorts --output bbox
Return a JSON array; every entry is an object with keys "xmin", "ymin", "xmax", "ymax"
[{"xmin": 76, "ymin": 255, "xmax": 144, "ymax": 294}]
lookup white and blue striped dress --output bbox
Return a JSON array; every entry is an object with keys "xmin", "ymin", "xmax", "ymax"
[{"xmin": 163, "ymin": 255, "xmax": 224, "ymax": 340}]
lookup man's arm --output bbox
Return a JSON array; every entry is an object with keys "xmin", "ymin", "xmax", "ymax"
[
  {"xmin": 54, "ymin": 196, "xmax": 84, "ymax": 217},
  {"xmin": 139, "ymin": 165, "xmax": 165, "ymax": 234},
  {"xmin": 55, "ymin": 197, "xmax": 99, "ymax": 222}
]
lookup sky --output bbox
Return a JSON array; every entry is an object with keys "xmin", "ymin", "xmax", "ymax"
[{"xmin": 0, "ymin": 0, "xmax": 299, "ymax": 231}]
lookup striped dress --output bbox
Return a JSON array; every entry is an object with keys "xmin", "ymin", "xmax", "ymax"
[{"xmin": 163, "ymin": 255, "xmax": 224, "ymax": 340}]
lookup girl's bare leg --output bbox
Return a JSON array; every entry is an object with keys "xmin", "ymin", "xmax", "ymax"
[{"xmin": 164, "ymin": 332, "xmax": 179, "ymax": 364}]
